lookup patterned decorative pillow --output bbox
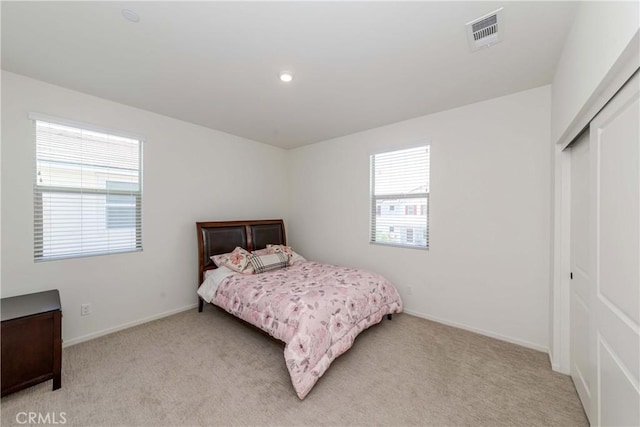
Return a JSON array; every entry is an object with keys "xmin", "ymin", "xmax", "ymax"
[
  {"xmin": 266, "ymin": 244, "xmax": 293, "ymax": 256},
  {"xmin": 266, "ymin": 244, "xmax": 307, "ymax": 265},
  {"xmin": 249, "ymin": 252, "xmax": 290, "ymax": 274},
  {"xmin": 211, "ymin": 247, "xmax": 254, "ymax": 274},
  {"xmin": 211, "ymin": 253, "xmax": 228, "ymax": 267},
  {"xmin": 251, "ymin": 248, "xmax": 271, "ymax": 256}
]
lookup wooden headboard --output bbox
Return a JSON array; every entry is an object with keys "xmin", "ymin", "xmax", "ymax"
[{"xmin": 196, "ymin": 219, "xmax": 286, "ymax": 286}]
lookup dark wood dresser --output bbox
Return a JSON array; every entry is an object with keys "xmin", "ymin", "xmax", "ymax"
[{"xmin": 1, "ymin": 289, "xmax": 62, "ymax": 397}]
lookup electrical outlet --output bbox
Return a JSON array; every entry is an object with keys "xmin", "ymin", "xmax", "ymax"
[
  {"xmin": 80, "ymin": 303, "xmax": 92, "ymax": 316},
  {"xmin": 407, "ymin": 286, "xmax": 413, "ymax": 295}
]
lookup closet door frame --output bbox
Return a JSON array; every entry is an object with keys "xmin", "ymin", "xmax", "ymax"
[{"xmin": 550, "ymin": 32, "xmax": 639, "ymax": 376}]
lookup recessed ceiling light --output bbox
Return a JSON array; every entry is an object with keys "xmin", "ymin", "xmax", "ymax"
[
  {"xmin": 122, "ymin": 9, "xmax": 140, "ymax": 23},
  {"xmin": 279, "ymin": 72, "xmax": 293, "ymax": 83}
]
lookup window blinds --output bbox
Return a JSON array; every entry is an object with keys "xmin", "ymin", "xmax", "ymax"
[
  {"xmin": 370, "ymin": 145, "xmax": 430, "ymax": 248},
  {"xmin": 33, "ymin": 118, "xmax": 143, "ymax": 261}
]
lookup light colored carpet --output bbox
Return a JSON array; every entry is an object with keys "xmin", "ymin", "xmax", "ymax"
[{"xmin": 1, "ymin": 306, "xmax": 587, "ymax": 426}]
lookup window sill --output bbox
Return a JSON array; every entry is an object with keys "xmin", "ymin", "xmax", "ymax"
[{"xmin": 369, "ymin": 242, "xmax": 429, "ymax": 251}]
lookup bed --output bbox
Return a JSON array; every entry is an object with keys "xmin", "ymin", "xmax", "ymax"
[{"xmin": 196, "ymin": 219, "xmax": 403, "ymax": 399}]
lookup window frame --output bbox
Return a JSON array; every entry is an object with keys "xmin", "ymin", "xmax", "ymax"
[
  {"xmin": 32, "ymin": 113, "xmax": 144, "ymax": 261},
  {"xmin": 369, "ymin": 144, "xmax": 430, "ymax": 250}
]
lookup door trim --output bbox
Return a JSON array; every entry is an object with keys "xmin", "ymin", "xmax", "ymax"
[{"xmin": 557, "ymin": 31, "xmax": 639, "ymax": 150}]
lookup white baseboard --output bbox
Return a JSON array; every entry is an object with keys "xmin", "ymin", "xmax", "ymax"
[
  {"xmin": 64, "ymin": 304, "xmax": 549, "ymax": 354},
  {"xmin": 403, "ymin": 308, "xmax": 549, "ymax": 353},
  {"xmin": 63, "ymin": 303, "xmax": 198, "ymax": 347}
]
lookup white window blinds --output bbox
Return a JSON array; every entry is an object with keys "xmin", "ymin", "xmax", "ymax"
[
  {"xmin": 33, "ymin": 117, "xmax": 143, "ymax": 261},
  {"xmin": 370, "ymin": 145, "xmax": 430, "ymax": 248}
]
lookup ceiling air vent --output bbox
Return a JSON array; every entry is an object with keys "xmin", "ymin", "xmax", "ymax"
[{"xmin": 466, "ymin": 8, "xmax": 503, "ymax": 52}]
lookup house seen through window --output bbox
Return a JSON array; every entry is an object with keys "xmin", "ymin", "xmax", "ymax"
[
  {"xmin": 370, "ymin": 145, "xmax": 430, "ymax": 248},
  {"xmin": 33, "ymin": 117, "xmax": 143, "ymax": 261}
]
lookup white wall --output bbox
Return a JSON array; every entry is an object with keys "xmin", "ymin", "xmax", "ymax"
[
  {"xmin": 1, "ymin": 71, "xmax": 289, "ymax": 345},
  {"xmin": 1, "ymin": 71, "xmax": 554, "ymax": 351},
  {"xmin": 288, "ymin": 86, "xmax": 552, "ymax": 350},
  {"xmin": 551, "ymin": 1, "xmax": 639, "ymax": 144}
]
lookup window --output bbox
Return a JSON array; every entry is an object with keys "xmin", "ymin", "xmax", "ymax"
[
  {"xmin": 33, "ymin": 116, "xmax": 143, "ymax": 261},
  {"xmin": 370, "ymin": 145, "xmax": 430, "ymax": 248},
  {"xmin": 406, "ymin": 228, "xmax": 414, "ymax": 243},
  {"xmin": 106, "ymin": 181, "xmax": 138, "ymax": 229}
]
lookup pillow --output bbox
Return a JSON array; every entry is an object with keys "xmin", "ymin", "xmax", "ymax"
[
  {"xmin": 211, "ymin": 253, "xmax": 228, "ymax": 267},
  {"xmin": 210, "ymin": 247, "xmax": 254, "ymax": 274},
  {"xmin": 266, "ymin": 244, "xmax": 307, "ymax": 265},
  {"xmin": 251, "ymin": 248, "xmax": 270, "ymax": 256},
  {"xmin": 266, "ymin": 244, "xmax": 293, "ymax": 255},
  {"xmin": 249, "ymin": 252, "xmax": 290, "ymax": 274}
]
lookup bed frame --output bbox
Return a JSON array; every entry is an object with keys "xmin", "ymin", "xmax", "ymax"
[{"xmin": 196, "ymin": 219, "xmax": 286, "ymax": 312}]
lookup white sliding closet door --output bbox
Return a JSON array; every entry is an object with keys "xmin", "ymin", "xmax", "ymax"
[
  {"xmin": 589, "ymin": 72, "xmax": 639, "ymax": 427},
  {"xmin": 570, "ymin": 130, "xmax": 593, "ymax": 421}
]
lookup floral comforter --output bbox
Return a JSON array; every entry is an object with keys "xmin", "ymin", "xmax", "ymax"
[{"xmin": 211, "ymin": 261, "xmax": 403, "ymax": 399}]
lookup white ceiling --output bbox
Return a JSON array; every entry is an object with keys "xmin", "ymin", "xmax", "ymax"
[{"xmin": 2, "ymin": 1, "xmax": 578, "ymax": 149}]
